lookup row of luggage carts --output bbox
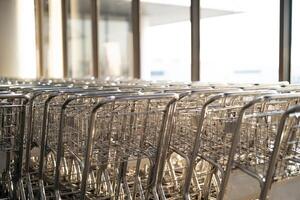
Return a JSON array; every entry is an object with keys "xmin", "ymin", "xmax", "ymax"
[{"xmin": 0, "ymin": 79, "xmax": 300, "ymax": 200}]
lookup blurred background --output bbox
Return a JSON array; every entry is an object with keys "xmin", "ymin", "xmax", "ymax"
[{"xmin": 0, "ymin": 0, "xmax": 298, "ymax": 83}]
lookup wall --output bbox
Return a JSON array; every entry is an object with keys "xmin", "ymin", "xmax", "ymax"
[{"xmin": 0, "ymin": 0, "xmax": 18, "ymax": 77}]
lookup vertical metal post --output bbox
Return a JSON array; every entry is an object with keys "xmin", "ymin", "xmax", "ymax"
[
  {"xmin": 91, "ymin": 0, "xmax": 99, "ymax": 78},
  {"xmin": 132, "ymin": 0, "xmax": 141, "ymax": 79},
  {"xmin": 61, "ymin": 0, "xmax": 68, "ymax": 78},
  {"xmin": 279, "ymin": 0, "xmax": 292, "ymax": 82},
  {"xmin": 191, "ymin": 0, "xmax": 200, "ymax": 81},
  {"xmin": 34, "ymin": 0, "xmax": 44, "ymax": 78}
]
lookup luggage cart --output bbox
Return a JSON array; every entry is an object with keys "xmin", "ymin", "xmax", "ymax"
[
  {"xmin": 261, "ymin": 104, "xmax": 300, "ymax": 200},
  {"xmin": 52, "ymin": 91, "xmax": 138, "ymax": 199},
  {"xmin": 178, "ymin": 90, "xmax": 276, "ymax": 200},
  {"xmin": 33, "ymin": 89, "xmax": 129, "ymax": 199},
  {"xmin": 155, "ymin": 88, "xmax": 238, "ymax": 199},
  {"xmin": 220, "ymin": 93, "xmax": 300, "ymax": 200},
  {"xmin": 0, "ymin": 93, "xmax": 29, "ymax": 200},
  {"xmin": 79, "ymin": 94, "xmax": 179, "ymax": 200}
]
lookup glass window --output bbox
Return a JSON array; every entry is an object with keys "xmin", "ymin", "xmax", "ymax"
[
  {"xmin": 200, "ymin": 0, "xmax": 279, "ymax": 83},
  {"xmin": 44, "ymin": 0, "xmax": 133, "ymax": 79},
  {"xmin": 17, "ymin": 0, "xmax": 37, "ymax": 79},
  {"xmin": 45, "ymin": 0, "xmax": 65, "ymax": 78},
  {"xmin": 291, "ymin": 0, "xmax": 300, "ymax": 83},
  {"xmin": 99, "ymin": 0, "xmax": 133, "ymax": 78},
  {"xmin": 69, "ymin": 0, "xmax": 93, "ymax": 78},
  {"xmin": 141, "ymin": 0, "xmax": 191, "ymax": 81}
]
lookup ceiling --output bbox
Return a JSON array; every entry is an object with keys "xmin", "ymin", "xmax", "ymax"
[{"xmin": 73, "ymin": 0, "xmax": 238, "ymax": 25}]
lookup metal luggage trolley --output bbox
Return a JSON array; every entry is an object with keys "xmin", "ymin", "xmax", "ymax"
[
  {"xmin": 158, "ymin": 88, "xmax": 267, "ymax": 200},
  {"xmin": 170, "ymin": 90, "xmax": 277, "ymax": 200},
  {"xmin": 0, "ymin": 86, "xmax": 64, "ymax": 200},
  {"xmin": 7, "ymin": 85, "xmax": 122, "ymax": 199},
  {"xmin": 24, "ymin": 89, "xmax": 56, "ymax": 200},
  {"xmin": 21, "ymin": 87, "xmax": 75, "ymax": 200},
  {"xmin": 72, "ymin": 93, "xmax": 179, "ymax": 200},
  {"xmin": 14, "ymin": 87, "xmax": 83, "ymax": 199},
  {"xmin": 47, "ymin": 90, "xmax": 138, "ymax": 199},
  {"xmin": 153, "ymin": 88, "xmax": 237, "ymax": 200},
  {"xmin": 218, "ymin": 93, "xmax": 300, "ymax": 200},
  {"xmin": 276, "ymin": 84, "xmax": 300, "ymax": 94},
  {"xmin": 29, "ymin": 88, "xmax": 116, "ymax": 199},
  {"xmin": 0, "ymin": 93, "xmax": 29, "ymax": 200},
  {"xmin": 261, "ymin": 104, "xmax": 300, "ymax": 199}
]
